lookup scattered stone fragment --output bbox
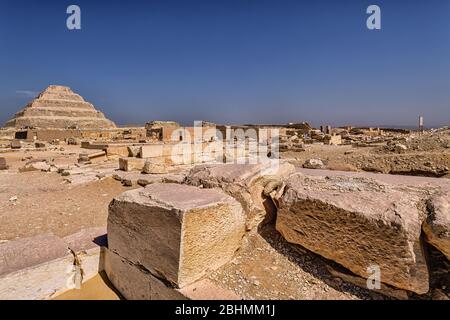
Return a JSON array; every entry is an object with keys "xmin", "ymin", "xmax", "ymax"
[{"xmin": 303, "ymin": 158, "xmax": 324, "ymax": 169}]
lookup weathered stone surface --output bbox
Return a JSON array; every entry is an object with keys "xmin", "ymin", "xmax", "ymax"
[
  {"xmin": 142, "ymin": 160, "xmax": 170, "ymax": 174},
  {"xmin": 104, "ymin": 248, "xmax": 187, "ymax": 300},
  {"xmin": 303, "ymin": 158, "xmax": 324, "ymax": 169},
  {"xmin": 104, "ymin": 249, "xmax": 240, "ymax": 300},
  {"xmin": 140, "ymin": 144, "xmax": 164, "ymax": 158},
  {"xmin": 64, "ymin": 227, "xmax": 107, "ymax": 284},
  {"xmin": 4, "ymin": 85, "xmax": 116, "ymax": 129},
  {"xmin": 34, "ymin": 141, "xmax": 46, "ymax": 148},
  {"xmin": 106, "ymin": 145, "xmax": 129, "ymax": 157},
  {"xmin": 108, "ymin": 183, "xmax": 245, "ymax": 288},
  {"xmin": 19, "ymin": 160, "xmax": 51, "ymax": 172},
  {"xmin": 423, "ymin": 190, "xmax": 450, "ymax": 260},
  {"xmin": 127, "ymin": 146, "xmax": 141, "ymax": 158},
  {"xmin": 275, "ymin": 174, "xmax": 430, "ymax": 294},
  {"xmin": 185, "ymin": 161, "xmax": 295, "ymax": 231},
  {"xmin": 0, "ymin": 157, "xmax": 7, "ymax": 170},
  {"xmin": 112, "ymin": 171, "xmax": 186, "ymax": 186},
  {"xmin": 325, "ymin": 265, "xmax": 409, "ymax": 300},
  {"xmin": 118, "ymin": 157, "xmax": 146, "ymax": 171},
  {"xmin": 10, "ymin": 140, "xmax": 22, "ymax": 149},
  {"xmin": 0, "ymin": 234, "xmax": 73, "ymax": 300}
]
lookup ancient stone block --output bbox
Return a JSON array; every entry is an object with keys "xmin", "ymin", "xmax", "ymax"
[
  {"xmin": 34, "ymin": 141, "xmax": 46, "ymax": 148},
  {"xmin": 106, "ymin": 145, "xmax": 129, "ymax": 157},
  {"xmin": 325, "ymin": 265, "xmax": 408, "ymax": 300},
  {"xmin": 118, "ymin": 157, "xmax": 146, "ymax": 171},
  {"xmin": 275, "ymin": 174, "xmax": 430, "ymax": 294},
  {"xmin": 108, "ymin": 183, "xmax": 245, "ymax": 288},
  {"xmin": 185, "ymin": 161, "xmax": 295, "ymax": 231},
  {"xmin": 0, "ymin": 157, "xmax": 7, "ymax": 170},
  {"xmin": 104, "ymin": 248, "xmax": 240, "ymax": 300},
  {"xmin": 127, "ymin": 146, "xmax": 141, "ymax": 157},
  {"xmin": 10, "ymin": 140, "xmax": 22, "ymax": 149},
  {"xmin": 0, "ymin": 234, "xmax": 73, "ymax": 300},
  {"xmin": 142, "ymin": 160, "xmax": 170, "ymax": 174},
  {"xmin": 63, "ymin": 227, "xmax": 107, "ymax": 283},
  {"xmin": 104, "ymin": 248, "xmax": 187, "ymax": 300},
  {"xmin": 140, "ymin": 144, "xmax": 164, "ymax": 158},
  {"xmin": 423, "ymin": 190, "xmax": 450, "ymax": 260}
]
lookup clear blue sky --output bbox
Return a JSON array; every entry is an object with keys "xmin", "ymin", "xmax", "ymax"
[{"xmin": 0, "ymin": 0, "xmax": 449, "ymax": 127}]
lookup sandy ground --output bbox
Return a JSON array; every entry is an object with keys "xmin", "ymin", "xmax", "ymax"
[
  {"xmin": 0, "ymin": 171, "xmax": 131, "ymax": 241},
  {"xmin": 53, "ymin": 272, "xmax": 121, "ymax": 300}
]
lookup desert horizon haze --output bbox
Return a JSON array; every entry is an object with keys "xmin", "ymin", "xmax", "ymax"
[{"xmin": 0, "ymin": 0, "xmax": 449, "ymax": 128}]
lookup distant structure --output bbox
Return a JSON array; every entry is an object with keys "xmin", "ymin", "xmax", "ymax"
[
  {"xmin": 419, "ymin": 115, "xmax": 424, "ymax": 133},
  {"xmin": 320, "ymin": 125, "xmax": 332, "ymax": 134},
  {"xmin": 4, "ymin": 85, "xmax": 116, "ymax": 129}
]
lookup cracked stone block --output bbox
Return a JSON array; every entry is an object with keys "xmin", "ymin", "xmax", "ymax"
[
  {"xmin": 108, "ymin": 183, "xmax": 245, "ymax": 288},
  {"xmin": 104, "ymin": 248, "xmax": 187, "ymax": 300},
  {"xmin": 276, "ymin": 174, "xmax": 430, "ymax": 294},
  {"xmin": 0, "ymin": 234, "xmax": 73, "ymax": 300},
  {"xmin": 64, "ymin": 227, "xmax": 107, "ymax": 283},
  {"xmin": 423, "ymin": 190, "xmax": 450, "ymax": 260},
  {"xmin": 185, "ymin": 161, "xmax": 295, "ymax": 231}
]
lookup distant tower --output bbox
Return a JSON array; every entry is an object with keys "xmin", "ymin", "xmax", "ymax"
[{"xmin": 419, "ymin": 115, "xmax": 424, "ymax": 133}]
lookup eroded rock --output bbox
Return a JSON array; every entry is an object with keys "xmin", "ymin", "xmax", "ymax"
[
  {"xmin": 423, "ymin": 190, "xmax": 450, "ymax": 260},
  {"xmin": 275, "ymin": 174, "xmax": 430, "ymax": 294},
  {"xmin": 185, "ymin": 161, "xmax": 295, "ymax": 231}
]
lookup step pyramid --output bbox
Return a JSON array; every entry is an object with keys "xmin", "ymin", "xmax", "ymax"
[{"xmin": 4, "ymin": 85, "xmax": 116, "ymax": 129}]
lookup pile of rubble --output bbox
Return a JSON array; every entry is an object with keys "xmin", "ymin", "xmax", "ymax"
[{"xmin": 102, "ymin": 161, "xmax": 449, "ymax": 300}]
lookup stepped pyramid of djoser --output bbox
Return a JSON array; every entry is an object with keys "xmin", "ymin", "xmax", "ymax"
[{"xmin": 4, "ymin": 85, "xmax": 116, "ymax": 129}]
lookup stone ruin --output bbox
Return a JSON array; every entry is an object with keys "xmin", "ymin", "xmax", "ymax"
[
  {"xmin": 4, "ymin": 85, "xmax": 116, "ymax": 130},
  {"xmin": 0, "ymin": 140, "xmax": 449, "ymax": 300},
  {"xmin": 102, "ymin": 163, "xmax": 449, "ymax": 299}
]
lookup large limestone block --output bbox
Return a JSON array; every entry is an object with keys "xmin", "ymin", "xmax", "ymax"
[
  {"xmin": 108, "ymin": 183, "xmax": 245, "ymax": 288},
  {"xmin": 423, "ymin": 190, "xmax": 450, "ymax": 260},
  {"xmin": 0, "ymin": 234, "xmax": 74, "ymax": 300},
  {"xmin": 119, "ymin": 157, "xmax": 146, "ymax": 171},
  {"xmin": 104, "ymin": 249, "xmax": 240, "ymax": 300},
  {"xmin": 276, "ymin": 174, "xmax": 430, "ymax": 294},
  {"xmin": 104, "ymin": 248, "xmax": 187, "ymax": 300},
  {"xmin": 185, "ymin": 161, "xmax": 295, "ymax": 231}
]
